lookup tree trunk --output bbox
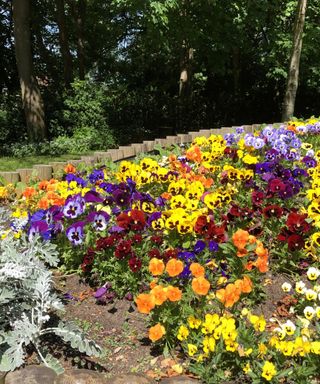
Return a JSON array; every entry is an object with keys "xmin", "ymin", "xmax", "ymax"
[
  {"xmin": 56, "ymin": 0, "xmax": 73, "ymax": 87},
  {"xmin": 12, "ymin": 0, "xmax": 47, "ymax": 142},
  {"xmin": 178, "ymin": 44, "xmax": 193, "ymax": 130},
  {"xmin": 69, "ymin": 0, "xmax": 86, "ymax": 80},
  {"xmin": 281, "ymin": 0, "xmax": 308, "ymax": 122}
]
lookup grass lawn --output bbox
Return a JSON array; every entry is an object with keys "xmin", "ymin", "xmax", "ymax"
[{"xmin": 0, "ymin": 154, "xmax": 92, "ymax": 172}]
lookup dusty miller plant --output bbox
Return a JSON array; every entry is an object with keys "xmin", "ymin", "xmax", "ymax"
[{"xmin": 0, "ymin": 234, "xmax": 101, "ymax": 374}]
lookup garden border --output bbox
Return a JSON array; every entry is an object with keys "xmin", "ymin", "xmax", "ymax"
[{"xmin": 0, "ymin": 123, "xmax": 282, "ymax": 185}]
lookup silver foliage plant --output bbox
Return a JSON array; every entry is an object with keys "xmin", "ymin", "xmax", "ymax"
[{"xmin": 0, "ymin": 234, "xmax": 101, "ymax": 374}]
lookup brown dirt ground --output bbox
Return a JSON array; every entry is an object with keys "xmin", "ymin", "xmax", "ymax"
[
  {"xmin": 47, "ymin": 273, "xmax": 170, "ymax": 380},
  {"xmin": 26, "ymin": 271, "xmax": 317, "ymax": 383}
]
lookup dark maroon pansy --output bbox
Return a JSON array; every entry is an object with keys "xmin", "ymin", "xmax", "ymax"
[
  {"xmin": 128, "ymin": 257, "xmax": 142, "ymax": 272},
  {"xmin": 262, "ymin": 205, "xmax": 284, "ymax": 218},
  {"xmin": 287, "ymin": 234, "xmax": 305, "ymax": 251},
  {"xmin": 286, "ymin": 212, "xmax": 310, "ymax": 233}
]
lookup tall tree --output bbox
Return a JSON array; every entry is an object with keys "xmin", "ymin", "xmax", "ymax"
[
  {"xmin": 281, "ymin": 0, "xmax": 308, "ymax": 121},
  {"xmin": 12, "ymin": 0, "xmax": 47, "ymax": 141},
  {"xmin": 69, "ymin": 0, "xmax": 86, "ymax": 80},
  {"xmin": 56, "ymin": 0, "xmax": 73, "ymax": 87}
]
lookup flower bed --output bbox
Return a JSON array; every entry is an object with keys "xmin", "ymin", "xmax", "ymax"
[{"xmin": 1, "ymin": 119, "xmax": 320, "ymax": 383}]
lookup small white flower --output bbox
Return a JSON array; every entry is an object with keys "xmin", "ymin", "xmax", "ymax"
[
  {"xmin": 307, "ymin": 267, "xmax": 320, "ymax": 281},
  {"xmin": 273, "ymin": 326, "xmax": 286, "ymax": 340},
  {"xmin": 305, "ymin": 289, "xmax": 317, "ymax": 301},
  {"xmin": 295, "ymin": 281, "xmax": 306, "ymax": 294},
  {"xmin": 303, "ymin": 306, "xmax": 315, "ymax": 320},
  {"xmin": 283, "ymin": 320, "xmax": 296, "ymax": 335},
  {"xmin": 281, "ymin": 282, "xmax": 292, "ymax": 293}
]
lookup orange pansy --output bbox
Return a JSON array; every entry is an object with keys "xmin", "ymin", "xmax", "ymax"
[
  {"xmin": 38, "ymin": 180, "xmax": 49, "ymax": 190},
  {"xmin": 149, "ymin": 258, "xmax": 165, "ymax": 276},
  {"xmin": 192, "ymin": 276, "xmax": 210, "ymax": 296},
  {"xmin": 151, "ymin": 285, "xmax": 167, "ymax": 305},
  {"xmin": 165, "ymin": 259, "xmax": 184, "ymax": 277},
  {"xmin": 236, "ymin": 248, "xmax": 248, "ymax": 257},
  {"xmin": 38, "ymin": 197, "xmax": 49, "ymax": 209},
  {"xmin": 135, "ymin": 293, "xmax": 155, "ymax": 314},
  {"xmin": 232, "ymin": 229, "xmax": 250, "ymax": 249},
  {"xmin": 166, "ymin": 286, "xmax": 182, "ymax": 302},
  {"xmin": 64, "ymin": 163, "xmax": 76, "ymax": 173},
  {"xmin": 22, "ymin": 187, "xmax": 36, "ymax": 199},
  {"xmin": 149, "ymin": 323, "xmax": 166, "ymax": 342},
  {"xmin": 241, "ymin": 275, "xmax": 253, "ymax": 293},
  {"xmin": 190, "ymin": 262, "xmax": 205, "ymax": 277},
  {"xmin": 216, "ymin": 283, "xmax": 241, "ymax": 308}
]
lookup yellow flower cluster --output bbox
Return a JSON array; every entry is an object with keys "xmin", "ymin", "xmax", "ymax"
[{"xmin": 177, "ymin": 313, "xmax": 241, "ymax": 360}]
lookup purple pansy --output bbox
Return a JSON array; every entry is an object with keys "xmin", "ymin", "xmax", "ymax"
[
  {"xmin": 87, "ymin": 211, "xmax": 110, "ymax": 231},
  {"xmin": 66, "ymin": 221, "xmax": 85, "ymax": 245},
  {"xmin": 63, "ymin": 194, "xmax": 85, "ymax": 219},
  {"xmin": 28, "ymin": 220, "xmax": 51, "ymax": 241}
]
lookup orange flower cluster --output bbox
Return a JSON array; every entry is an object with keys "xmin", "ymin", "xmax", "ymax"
[
  {"xmin": 21, "ymin": 179, "xmax": 65, "ymax": 209},
  {"xmin": 232, "ymin": 229, "xmax": 269, "ymax": 273},
  {"xmin": 186, "ymin": 145, "xmax": 202, "ymax": 163},
  {"xmin": 136, "ymin": 284, "xmax": 183, "ymax": 314},
  {"xmin": 148, "ymin": 258, "xmax": 184, "ymax": 277},
  {"xmin": 216, "ymin": 275, "xmax": 253, "ymax": 308}
]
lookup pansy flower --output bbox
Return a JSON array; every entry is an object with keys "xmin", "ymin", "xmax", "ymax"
[
  {"xmin": 66, "ymin": 221, "xmax": 85, "ymax": 245},
  {"xmin": 63, "ymin": 194, "xmax": 85, "ymax": 219},
  {"xmin": 28, "ymin": 220, "xmax": 51, "ymax": 241},
  {"xmin": 87, "ymin": 210, "xmax": 110, "ymax": 231}
]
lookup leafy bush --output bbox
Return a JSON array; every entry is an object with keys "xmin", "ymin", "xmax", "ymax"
[
  {"xmin": 0, "ymin": 235, "xmax": 101, "ymax": 373},
  {"xmin": 52, "ymin": 79, "xmax": 116, "ymax": 151}
]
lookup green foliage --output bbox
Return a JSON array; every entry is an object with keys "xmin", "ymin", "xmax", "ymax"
[
  {"xmin": 54, "ymin": 79, "xmax": 116, "ymax": 151},
  {"xmin": 0, "ymin": 235, "xmax": 101, "ymax": 373}
]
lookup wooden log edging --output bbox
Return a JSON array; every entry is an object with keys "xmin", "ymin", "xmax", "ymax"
[{"xmin": 0, "ymin": 122, "xmax": 283, "ymax": 185}]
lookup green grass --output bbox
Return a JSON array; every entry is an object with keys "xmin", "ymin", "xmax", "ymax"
[{"xmin": 0, "ymin": 154, "xmax": 91, "ymax": 172}]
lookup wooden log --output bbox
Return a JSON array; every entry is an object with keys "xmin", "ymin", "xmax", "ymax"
[
  {"xmin": 252, "ymin": 124, "xmax": 261, "ymax": 132},
  {"xmin": 142, "ymin": 141, "xmax": 155, "ymax": 152},
  {"xmin": 209, "ymin": 128, "xmax": 220, "ymax": 135},
  {"xmin": 0, "ymin": 171, "xmax": 20, "ymax": 184},
  {"xmin": 220, "ymin": 127, "xmax": 233, "ymax": 135},
  {"xmin": 50, "ymin": 161, "xmax": 67, "ymax": 174},
  {"xmin": 118, "ymin": 146, "xmax": 135, "ymax": 158},
  {"xmin": 81, "ymin": 155, "xmax": 96, "ymax": 165},
  {"xmin": 166, "ymin": 135, "xmax": 181, "ymax": 144},
  {"xmin": 130, "ymin": 143, "xmax": 146, "ymax": 156},
  {"xmin": 106, "ymin": 148, "xmax": 124, "ymax": 162},
  {"xmin": 177, "ymin": 133, "xmax": 192, "ymax": 143},
  {"xmin": 67, "ymin": 160, "xmax": 82, "ymax": 169},
  {"xmin": 198, "ymin": 129, "xmax": 211, "ymax": 138},
  {"xmin": 33, "ymin": 165, "xmax": 53, "ymax": 181},
  {"xmin": 243, "ymin": 125, "xmax": 254, "ymax": 133},
  {"xmin": 17, "ymin": 168, "xmax": 34, "ymax": 184},
  {"xmin": 94, "ymin": 151, "xmax": 112, "ymax": 162},
  {"xmin": 154, "ymin": 138, "xmax": 168, "ymax": 147}
]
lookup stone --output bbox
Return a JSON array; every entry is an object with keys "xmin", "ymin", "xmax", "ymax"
[
  {"xmin": 5, "ymin": 365, "xmax": 57, "ymax": 384},
  {"xmin": 54, "ymin": 369, "xmax": 107, "ymax": 384},
  {"xmin": 104, "ymin": 373, "xmax": 154, "ymax": 384},
  {"xmin": 160, "ymin": 376, "xmax": 200, "ymax": 383}
]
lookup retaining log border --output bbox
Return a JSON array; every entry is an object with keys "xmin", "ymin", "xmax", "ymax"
[{"xmin": 0, "ymin": 123, "xmax": 283, "ymax": 185}]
